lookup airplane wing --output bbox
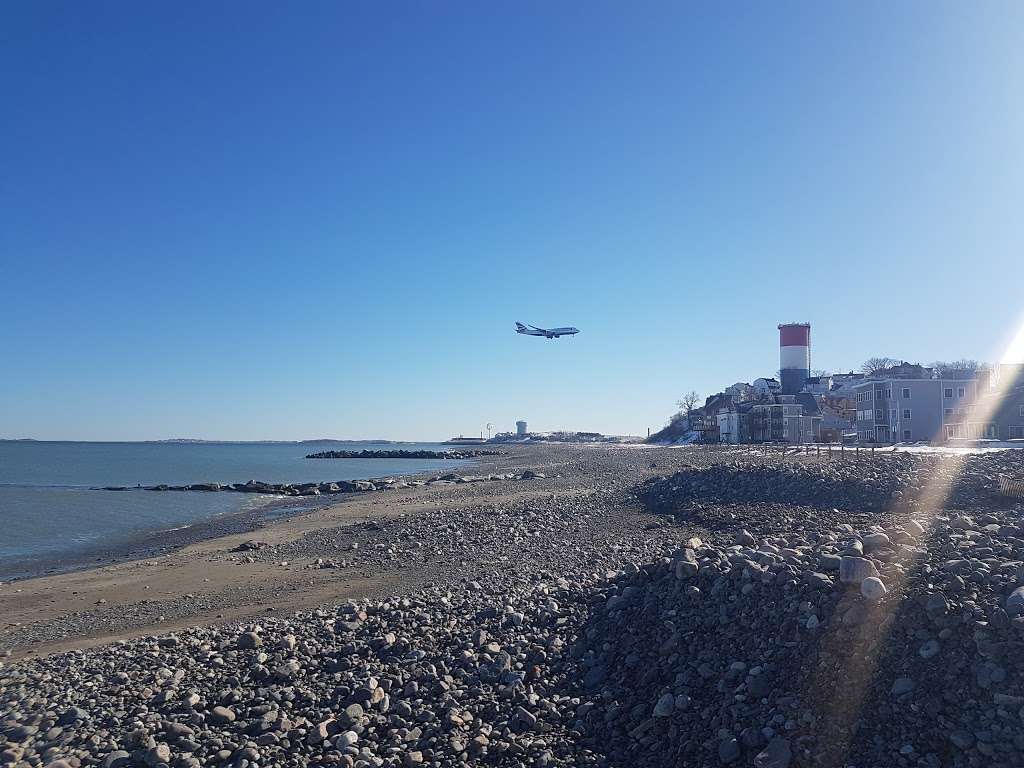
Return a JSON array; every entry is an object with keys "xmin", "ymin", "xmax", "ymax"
[{"xmin": 528, "ymin": 325, "xmax": 551, "ymax": 333}]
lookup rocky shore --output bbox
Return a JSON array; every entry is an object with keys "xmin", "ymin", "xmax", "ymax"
[
  {"xmin": 305, "ymin": 451, "xmax": 501, "ymax": 460},
  {"xmin": 3, "ymin": 446, "xmax": 1024, "ymax": 768}
]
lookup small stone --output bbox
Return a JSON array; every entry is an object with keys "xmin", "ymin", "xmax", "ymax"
[
  {"xmin": 754, "ymin": 737, "xmax": 792, "ymax": 768},
  {"xmin": 144, "ymin": 745, "xmax": 171, "ymax": 767},
  {"xmin": 949, "ymin": 729, "xmax": 975, "ymax": 749},
  {"xmin": 1006, "ymin": 586, "xmax": 1024, "ymax": 617},
  {"xmin": 840, "ymin": 557, "xmax": 879, "ymax": 585},
  {"xmin": 58, "ymin": 707, "xmax": 89, "ymax": 725},
  {"xmin": 718, "ymin": 737, "xmax": 741, "ymax": 764},
  {"xmin": 676, "ymin": 560, "xmax": 699, "ymax": 579},
  {"xmin": 334, "ymin": 731, "xmax": 358, "ymax": 748},
  {"xmin": 236, "ymin": 631, "xmax": 262, "ymax": 649},
  {"xmin": 904, "ymin": 520, "xmax": 925, "ymax": 537},
  {"xmin": 918, "ymin": 639, "xmax": 940, "ymax": 659},
  {"xmin": 891, "ymin": 677, "xmax": 915, "ymax": 696},
  {"xmin": 209, "ymin": 706, "xmax": 236, "ymax": 724},
  {"xmin": 103, "ymin": 751, "xmax": 131, "ymax": 768},
  {"xmin": 652, "ymin": 693, "xmax": 675, "ymax": 717},
  {"xmin": 735, "ymin": 529, "xmax": 756, "ymax": 547},
  {"xmin": 860, "ymin": 576, "xmax": 886, "ymax": 602}
]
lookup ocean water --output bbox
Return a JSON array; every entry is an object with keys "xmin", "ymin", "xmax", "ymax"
[{"xmin": 0, "ymin": 441, "xmax": 470, "ymax": 567}]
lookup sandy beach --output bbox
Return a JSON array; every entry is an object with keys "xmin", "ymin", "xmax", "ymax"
[{"xmin": 0, "ymin": 444, "xmax": 680, "ymax": 660}]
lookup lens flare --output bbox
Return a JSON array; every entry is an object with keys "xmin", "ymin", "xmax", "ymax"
[
  {"xmin": 816, "ymin": 318, "xmax": 1024, "ymax": 764},
  {"xmin": 1002, "ymin": 320, "xmax": 1024, "ymax": 364}
]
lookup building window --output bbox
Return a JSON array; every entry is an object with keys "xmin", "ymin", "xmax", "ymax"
[
  {"xmin": 958, "ymin": 387, "xmax": 965, "ymax": 398},
  {"xmin": 1010, "ymin": 425, "xmax": 1024, "ymax": 439},
  {"xmin": 1019, "ymin": 405, "xmax": 1024, "ymax": 418},
  {"xmin": 944, "ymin": 408, "xmax": 953, "ymax": 418},
  {"xmin": 875, "ymin": 409, "xmax": 883, "ymax": 420},
  {"xmin": 944, "ymin": 388, "xmax": 953, "ymax": 398},
  {"xmin": 903, "ymin": 409, "xmax": 912, "ymax": 420},
  {"xmin": 891, "ymin": 409, "xmax": 897, "ymax": 422},
  {"xmin": 902, "ymin": 387, "xmax": 911, "ymax": 398},
  {"xmin": 886, "ymin": 388, "xmax": 891, "ymax": 398},
  {"xmin": 875, "ymin": 386, "xmax": 884, "ymax": 397},
  {"xmin": 903, "ymin": 430, "xmax": 912, "ymax": 441}
]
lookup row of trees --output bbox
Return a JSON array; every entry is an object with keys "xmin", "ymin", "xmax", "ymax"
[{"xmin": 859, "ymin": 357, "xmax": 987, "ymax": 376}]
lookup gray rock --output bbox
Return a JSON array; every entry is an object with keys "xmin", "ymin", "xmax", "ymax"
[
  {"xmin": 209, "ymin": 706, "xmax": 236, "ymax": 724},
  {"xmin": 754, "ymin": 737, "xmax": 792, "ymax": 768},
  {"xmin": 236, "ymin": 631, "xmax": 261, "ymax": 649},
  {"xmin": 839, "ymin": 556, "xmax": 879, "ymax": 585},
  {"xmin": 918, "ymin": 639, "xmax": 940, "ymax": 659},
  {"xmin": 103, "ymin": 751, "xmax": 131, "ymax": 768},
  {"xmin": 860, "ymin": 576, "xmax": 886, "ymax": 602},
  {"xmin": 891, "ymin": 677, "xmax": 915, "ymax": 696},
  {"xmin": 718, "ymin": 737, "xmax": 741, "ymax": 764},
  {"xmin": 1006, "ymin": 585, "xmax": 1024, "ymax": 616},
  {"xmin": 144, "ymin": 744, "xmax": 171, "ymax": 767},
  {"xmin": 652, "ymin": 693, "xmax": 675, "ymax": 717}
]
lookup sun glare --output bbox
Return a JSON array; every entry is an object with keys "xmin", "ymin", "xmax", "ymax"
[{"xmin": 1000, "ymin": 318, "xmax": 1024, "ymax": 364}]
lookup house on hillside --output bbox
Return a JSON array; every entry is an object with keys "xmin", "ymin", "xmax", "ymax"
[
  {"xmin": 719, "ymin": 393, "xmax": 821, "ymax": 444},
  {"xmin": 716, "ymin": 403, "xmax": 752, "ymax": 444},
  {"xmin": 752, "ymin": 378, "xmax": 781, "ymax": 397},
  {"xmin": 803, "ymin": 375, "xmax": 833, "ymax": 394}
]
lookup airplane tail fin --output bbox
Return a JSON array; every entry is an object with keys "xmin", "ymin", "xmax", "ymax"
[{"xmin": 515, "ymin": 322, "xmax": 527, "ymax": 332}]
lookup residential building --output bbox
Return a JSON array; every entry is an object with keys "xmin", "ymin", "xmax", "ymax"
[
  {"xmin": 716, "ymin": 405, "xmax": 751, "ymax": 444},
  {"xmin": 724, "ymin": 382, "xmax": 756, "ymax": 402},
  {"xmin": 720, "ymin": 393, "xmax": 821, "ymax": 444},
  {"xmin": 803, "ymin": 375, "xmax": 832, "ymax": 394},
  {"xmin": 854, "ymin": 376, "xmax": 980, "ymax": 443},
  {"xmin": 752, "ymin": 378, "xmax": 781, "ymax": 397},
  {"xmin": 944, "ymin": 365, "xmax": 1024, "ymax": 440}
]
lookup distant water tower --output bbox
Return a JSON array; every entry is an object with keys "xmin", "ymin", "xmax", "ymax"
[
  {"xmin": 516, "ymin": 420, "xmax": 528, "ymax": 437},
  {"xmin": 779, "ymin": 322, "xmax": 811, "ymax": 394}
]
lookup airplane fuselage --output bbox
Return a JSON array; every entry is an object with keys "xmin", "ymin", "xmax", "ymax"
[{"xmin": 515, "ymin": 322, "xmax": 579, "ymax": 339}]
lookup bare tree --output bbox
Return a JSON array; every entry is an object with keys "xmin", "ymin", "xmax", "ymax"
[
  {"xmin": 676, "ymin": 390, "xmax": 700, "ymax": 415},
  {"xmin": 810, "ymin": 368, "xmax": 831, "ymax": 378},
  {"xmin": 931, "ymin": 359, "xmax": 986, "ymax": 377},
  {"xmin": 860, "ymin": 357, "xmax": 899, "ymax": 375}
]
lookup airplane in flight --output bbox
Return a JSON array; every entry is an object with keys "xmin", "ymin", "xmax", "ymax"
[{"xmin": 515, "ymin": 322, "xmax": 580, "ymax": 339}]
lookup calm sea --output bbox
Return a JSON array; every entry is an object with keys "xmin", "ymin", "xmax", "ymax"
[{"xmin": 0, "ymin": 441, "xmax": 469, "ymax": 568}]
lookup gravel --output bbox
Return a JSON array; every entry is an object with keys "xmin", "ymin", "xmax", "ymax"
[{"xmin": 3, "ymin": 446, "xmax": 1024, "ymax": 768}]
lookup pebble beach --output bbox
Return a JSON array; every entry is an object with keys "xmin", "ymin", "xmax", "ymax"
[{"xmin": 3, "ymin": 444, "xmax": 1024, "ymax": 768}]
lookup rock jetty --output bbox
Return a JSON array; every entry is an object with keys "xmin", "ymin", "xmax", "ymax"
[
  {"xmin": 305, "ymin": 450, "xmax": 500, "ymax": 460},
  {"xmin": 131, "ymin": 472, "xmax": 532, "ymax": 497}
]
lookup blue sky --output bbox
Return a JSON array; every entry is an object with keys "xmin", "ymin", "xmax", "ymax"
[{"xmin": 2, "ymin": 2, "xmax": 1022, "ymax": 441}]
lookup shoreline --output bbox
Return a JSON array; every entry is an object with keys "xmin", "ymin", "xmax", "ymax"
[
  {"xmin": 0, "ymin": 460, "xmax": 487, "ymax": 583},
  {"xmin": 0, "ymin": 493, "xmax": 330, "ymax": 582},
  {"xmin": 0, "ymin": 445, "xmax": 676, "ymax": 660}
]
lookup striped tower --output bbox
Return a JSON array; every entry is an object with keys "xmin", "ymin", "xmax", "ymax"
[{"xmin": 779, "ymin": 323, "xmax": 811, "ymax": 394}]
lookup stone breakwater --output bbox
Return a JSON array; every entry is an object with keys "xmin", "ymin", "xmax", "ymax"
[
  {"xmin": 305, "ymin": 450, "xmax": 501, "ymax": 460},
  {"xmin": 100, "ymin": 472, "xmax": 533, "ymax": 497},
  {"xmin": 4, "ymin": 449, "xmax": 1024, "ymax": 768}
]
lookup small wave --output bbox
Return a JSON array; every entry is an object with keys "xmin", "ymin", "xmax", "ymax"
[{"xmin": 157, "ymin": 524, "xmax": 193, "ymax": 533}]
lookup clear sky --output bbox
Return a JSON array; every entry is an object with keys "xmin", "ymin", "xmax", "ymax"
[{"xmin": 2, "ymin": 2, "xmax": 1022, "ymax": 441}]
